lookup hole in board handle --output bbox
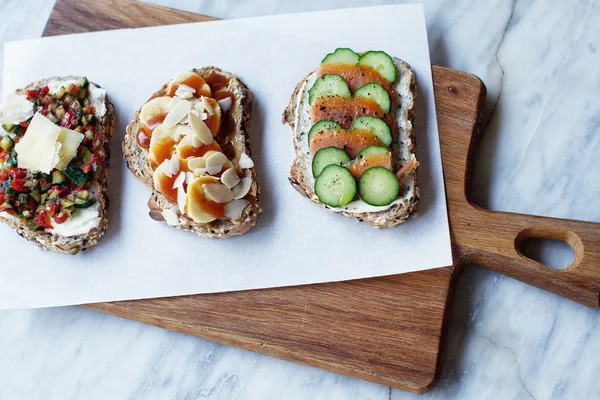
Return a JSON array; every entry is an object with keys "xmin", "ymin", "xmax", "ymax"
[{"xmin": 519, "ymin": 238, "xmax": 575, "ymax": 270}]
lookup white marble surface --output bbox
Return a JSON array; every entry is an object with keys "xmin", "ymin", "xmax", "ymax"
[{"xmin": 0, "ymin": 0, "xmax": 599, "ymax": 398}]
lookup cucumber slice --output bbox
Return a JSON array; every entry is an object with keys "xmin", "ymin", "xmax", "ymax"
[
  {"xmin": 314, "ymin": 165, "xmax": 357, "ymax": 207},
  {"xmin": 357, "ymin": 145, "xmax": 389, "ymax": 159},
  {"xmin": 307, "ymin": 120, "xmax": 342, "ymax": 143},
  {"xmin": 51, "ymin": 170, "xmax": 67, "ymax": 185},
  {"xmin": 322, "ymin": 48, "xmax": 359, "ymax": 65},
  {"xmin": 358, "ymin": 166, "xmax": 399, "ymax": 206},
  {"xmin": 312, "ymin": 147, "xmax": 351, "ymax": 178},
  {"xmin": 74, "ymin": 197, "xmax": 96, "ymax": 209},
  {"xmin": 358, "ymin": 51, "xmax": 397, "ymax": 83},
  {"xmin": 350, "ymin": 116, "xmax": 392, "ymax": 147},
  {"xmin": 308, "ymin": 74, "xmax": 351, "ymax": 105},
  {"xmin": 354, "ymin": 83, "xmax": 391, "ymax": 113}
]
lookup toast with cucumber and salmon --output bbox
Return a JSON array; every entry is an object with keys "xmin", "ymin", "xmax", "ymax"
[
  {"xmin": 283, "ymin": 48, "xmax": 419, "ymax": 228},
  {"xmin": 0, "ymin": 76, "xmax": 115, "ymax": 254},
  {"xmin": 124, "ymin": 68, "xmax": 260, "ymax": 238}
]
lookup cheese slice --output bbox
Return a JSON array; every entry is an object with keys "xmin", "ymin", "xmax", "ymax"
[
  {"xmin": 54, "ymin": 127, "xmax": 84, "ymax": 170},
  {"xmin": 15, "ymin": 113, "xmax": 62, "ymax": 173},
  {"xmin": 0, "ymin": 94, "xmax": 34, "ymax": 125}
]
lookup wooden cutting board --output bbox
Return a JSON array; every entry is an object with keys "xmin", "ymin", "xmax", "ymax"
[{"xmin": 42, "ymin": 0, "xmax": 600, "ymax": 393}]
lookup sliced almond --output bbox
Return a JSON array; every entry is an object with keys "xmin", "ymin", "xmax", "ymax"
[
  {"xmin": 158, "ymin": 159, "xmax": 172, "ymax": 178},
  {"xmin": 169, "ymin": 154, "xmax": 180, "ymax": 175},
  {"xmin": 188, "ymin": 157, "xmax": 206, "ymax": 170},
  {"xmin": 232, "ymin": 177, "xmax": 252, "ymax": 199},
  {"xmin": 176, "ymin": 90, "xmax": 193, "ymax": 99},
  {"xmin": 238, "ymin": 153, "xmax": 254, "ymax": 169},
  {"xmin": 224, "ymin": 199, "xmax": 250, "ymax": 220},
  {"xmin": 177, "ymin": 83, "xmax": 196, "ymax": 94},
  {"xmin": 193, "ymin": 98, "xmax": 205, "ymax": 113},
  {"xmin": 194, "ymin": 168, "xmax": 207, "ymax": 177},
  {"xmin": 218, "ymin": 97, "xmax": 232, "ymax": 112},
  {"xmin": 168, "ymin": 96, "xmax": 182, "ymax": 109},
  {"xmin": 205, "ymin": 152, "xmax": 229, "ymax": 175},
  {"xmin": 162, "ymin": 208, "xmax": 179, "ymax": 226},
  {"xmin": 172, "ymin": 171, "xmax": 186, "ymax": 189},
  {"xmin": 220, "ymin": 168, "xmax": 240, "ymax": 189},
  {"xmin": 177, "ymin": 185, "xmax": 187, "ymax": 214},
  {"xmin": 173, "ymin": 124, "xmax": 190, "ymax": 142},
  {"xmin": 162, "ymin": 100, "xmax": 192, "ymax": 128},
  {"xmin": 203, "ymin": 183, "xmax": 234, "ymax": 203},
  {"xmin": 189, "ymin": 111, "xmax": 214, "ymax": 145},
  {"xmin": 185, "ymin": 172, "xmax": 195, "ymax": 184},
  {"xmin": 201, "ymin": 96, "xmax": 215, "ymax": 115}
]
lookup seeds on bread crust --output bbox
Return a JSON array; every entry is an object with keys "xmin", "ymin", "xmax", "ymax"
[{"xmin": 124, "ymin": 68, "xmax": 260, "ymax": 238}]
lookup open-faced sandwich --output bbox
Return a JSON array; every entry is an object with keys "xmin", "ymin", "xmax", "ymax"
[
  {"xmin": 124, "ymin": 68, "xmax": 260, "ymax": 238},
  {"xmin": 283, "ymin": 48, "xmax": 419, "ymax": 228},
  {"xmin": 0, "ymin": 77, "xmax": 115, "ymax": 254}
]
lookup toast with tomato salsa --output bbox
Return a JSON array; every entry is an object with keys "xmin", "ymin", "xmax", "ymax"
[
  {"xmin": 283, "ymin": 48, "xmax": 419, "ymax": 228},
  {"xmin": 0, "ymin": 76, "xmax": 115, "ymax": 254},
  {"xmin": 124, "ymin": 67, "xmax": 260, "ymax": 238}
]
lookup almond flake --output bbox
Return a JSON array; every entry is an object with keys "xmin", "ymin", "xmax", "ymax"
[
  {"xmin": 194, "ymin": 168, "xmax": 207, "ymax": 177},
  {"xmin": 168, "ymin": 96, "xmax": 182, "ymax": 108},
  {"xmin": 177, "ymin": 185, "xmax": 187, "ymax": 214},
  {"xmin": 185, "ymin": 172, "xmax": 195, "ymax": 184},
  {"xmin": 205, "ymin": 152, "xmax": 228, "ymax": 175},
  {"xmin": 169, "ymin": 154, "xmax": 180, "ymax": 175},
  {"xmin": 163, "ymin": 100, "xmax": 192, "ymax": 128},
  {"xmin": 188, "ymin": 157, "xmax": 206, "ymax": 170},
  {"xmin": 173, "ymin": 124, "xmax": 190, "ymax": 142},
  {"xmin": 224, "ymin": 199, "xmax": 250, "ymax": 220},
  {"xmin": 162, "ymin": 208, "xmax": 179, "ymax": 226},
  {"xmin": 177, "ymin": 84, "xmax": 196, "ymax": 94},
  {"xmin": 221, "ymin": 168, "xmax": 240, "ymax": 189},
  {"xmin": 158, "ymin": 159, "xmax": 173, "ymax": 178},
  {"xmin": 232, "ymin": 177, "xmax": 252, "ymax": 199},
  {"xmin": 203, "ymin": 183, "xmax": 234, "ymax": 203},
  {"xmin": 172, "ymin": 171, "xmax": 186, "ymax": 189},
  {"xmin": 201, "ymin": 97, "xmax": 214, "ymax": 115},
  {"xmin": 189, "ymin": 111, "xmax": 213, "ymax": 145},
  {"xmin": 218, "ymin": 97, "xmax": 232, "ymax": 112},
  {"xmin": 238, "ymin": 153, "xmax": 254, "ymax": 169}
]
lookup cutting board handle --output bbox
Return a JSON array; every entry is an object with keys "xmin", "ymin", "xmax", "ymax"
[
  {"xmin": 437, "ymin": 69, "xmax": 600, "ymax": 308},
  {"xmin": 461, "ymin": 206, "xmax": 600, "ymax": 307}
]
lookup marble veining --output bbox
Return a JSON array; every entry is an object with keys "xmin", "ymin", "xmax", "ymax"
[{"xmin": 0, "ymin": 0, "xmax": 599, "ymax": 398}]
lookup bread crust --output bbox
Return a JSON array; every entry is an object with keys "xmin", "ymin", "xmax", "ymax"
[
  {"xmin": 123, "ymin": 67, "xmax": 260, "ymax": 238},
  {"xmin": 283, "ymin": 57, "xmax": 419, "ymax": 228},
  {"xmin": 0, "ymin": 76, "xmax": 115, "ymax": 254}
]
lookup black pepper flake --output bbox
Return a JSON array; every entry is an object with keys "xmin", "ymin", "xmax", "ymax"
[{"xmin": 319, "ymin": 105, "xmax": 326, "ymax": 111}]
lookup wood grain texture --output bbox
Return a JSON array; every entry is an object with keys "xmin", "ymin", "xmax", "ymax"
[{"xmin": 41, "ymin": 0, "xmax": 600, "ymax": 394}]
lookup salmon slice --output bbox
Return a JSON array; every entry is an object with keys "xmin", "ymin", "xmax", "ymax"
[
  {"xmin": 347, "ymin": 152, "xmax": 393, "ymax": 179},
  {"xmin": 396, "ymin": 155, "xmax": 419, "ymax": 180},
  {"xmin": 310, "ymin": 129, "xmax": 383, "ymax": 159},
  {"xmin": 316, "ymin": 63, "xmax": 397, "ymax": 98},
  {"xmin": 311, "ymin": 97, "xmax": 393, "ymax": 130}
]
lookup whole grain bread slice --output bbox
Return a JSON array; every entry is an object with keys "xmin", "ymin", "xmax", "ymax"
[
  {"xmin": 283, "ymin": 57, "xmax": 419, "ymax": 228},
  {"xmin": 0, "ymin": 76, "xmax": 115, "ymax": 254},
  {"xmin": 123, "ymin": 67, "xmax": 260, "ymax": 238}
]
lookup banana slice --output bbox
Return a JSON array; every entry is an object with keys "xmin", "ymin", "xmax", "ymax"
[
  {"xmin": 187, "ymin": 176, "xmax": 221, "ymax": 223},
  {"xmin": 139, "ymin": 97, "xmax": 171, "ymax": 130},
  {"xmin": 149, "ymin": 124, "xmax": 177, "ymax": 167},
  {"xmin": 166, "ymin": 71, "xmax": 212, "ymax": 98}
]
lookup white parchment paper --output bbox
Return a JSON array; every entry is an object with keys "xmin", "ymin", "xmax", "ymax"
[{"xmin": 0, "ymin": 4, "xmax": 452, "ymax": 309}]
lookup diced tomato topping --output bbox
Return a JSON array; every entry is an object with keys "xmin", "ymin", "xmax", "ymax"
[
  {"xmin": 68, "ymin": 84, "xmax": 78, "ymax": 94},
  {"xmin": 10, "ymin": 179, "xmax": 27, "ymax": 193},
  {"xmin": 53, "ymin": 211, "xmax": 68, "ymax": 224},
  {"xmin": 26, "ymin": 90, "xmax": 38, "ymax": 100},
  {"xmin": 35, "ymin": 210, "xmax": 53, "ymax": 229},
  {"xmin": 9, "ymin": 168, "xmax": 27, "ymax": 180},
  {"xmin": 61, "ymin": 110, "xmax": 78, "ymax": 129},
  {"xmin": 40, "ymin": 86, "xmax": 49, "ymax": 96}
]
